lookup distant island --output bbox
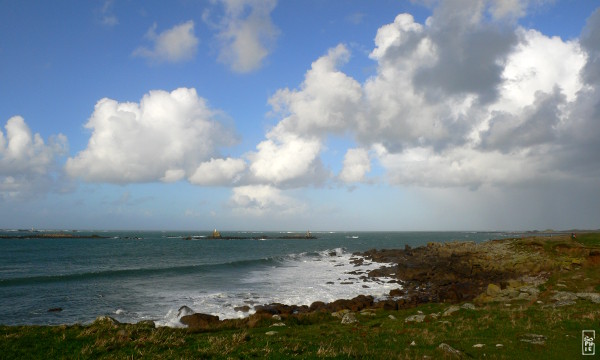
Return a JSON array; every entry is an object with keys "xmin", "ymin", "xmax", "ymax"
[
  {"xmin": 0, "ymin": 233, "xmax": 107, "ymax": 240},
  {"xmin": 184, "ymin": 230, "xmax": 317, "ymax": 240}
]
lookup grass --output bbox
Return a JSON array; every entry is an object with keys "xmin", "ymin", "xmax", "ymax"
[{"xmin": 2, "ymin": 299, "xmax": 599, "ymax": 359}]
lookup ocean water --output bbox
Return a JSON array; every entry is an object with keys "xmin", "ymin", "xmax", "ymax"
[{"xmin": 0, "ymin": 230, "xmax": 511, "ymax": 326}]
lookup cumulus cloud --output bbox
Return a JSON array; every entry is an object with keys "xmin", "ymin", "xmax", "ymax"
[
  {"xmin": 338, "ymin": 148, "xmax": 370, "ymax": 183},
  {"xmin": 0, "ymin": 116, "xmax": 68, "ymax": 199},
  {"xmin": 65, "ymin": 88, "xmax": 240, "ymax": 184},
  {"xmin": 229, "ymin": 184, "xmax": 306, "ymax": 216},
  {"xmin": 188, "ymin": 157, "xmax": 246, "ymax": 185},
  {"xmin": 249, "ymin": 0, "xmax": 599, "ymax": 195},
  {"xmin": 208, "ymin": 0, "xmax": 279, "ymax": 72},
  {"xmin": 248, "ymin": 44, "xmax": 361, "ymax": 187},
  {"xmin": 133, "ymin": 21, "xmax": 199, "ymax": 63}
]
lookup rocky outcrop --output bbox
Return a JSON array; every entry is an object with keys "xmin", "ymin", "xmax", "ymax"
[{"xmin": 180, "ymin": 313, "xmax": 220, "ymax": 330}]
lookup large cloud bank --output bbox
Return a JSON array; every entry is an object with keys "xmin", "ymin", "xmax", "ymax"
[{"xmin": 246, "ymin": 1, "xmax": 597, "ymax": 192}]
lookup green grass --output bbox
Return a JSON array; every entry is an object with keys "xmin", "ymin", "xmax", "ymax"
[
  {"xmin": 575, "ymin": 232, "xmax": 600, "ymax": 247},
  {"xmin": 2, "ymin": 300, "xmax": 599, "ymax": 359}
]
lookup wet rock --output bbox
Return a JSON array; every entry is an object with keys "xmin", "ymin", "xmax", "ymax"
[
  {"xmin": 234, "ymin": 305, "xmax": 251, "ymax": 313},
  {"xmin": 309, "ymin": 301, "xmax": 327, "ymax": 312},
  {"xmin": 48, "ymin": 307, "xmax": 63, "ymax": 312},
  {"xmin": 177, "ymin": 306, "xmax": 195, "ymax": 318},
  {"xmin": 180, "ymin": 313, "xmax": 220, "ymax": 330}
]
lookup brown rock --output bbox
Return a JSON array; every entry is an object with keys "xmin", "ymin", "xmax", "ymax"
[{"xmin": 180, "ymin": 313, "xmax": 220, "ymax": 330}]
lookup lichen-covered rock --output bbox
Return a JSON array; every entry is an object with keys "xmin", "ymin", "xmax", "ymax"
[
  {"xmin": 405, "ymin": 314, "xmax": 426, "ymax": 323},
  {"xmin": 341, "ymin": 312, "xmax": 357, "ymax": 324}
]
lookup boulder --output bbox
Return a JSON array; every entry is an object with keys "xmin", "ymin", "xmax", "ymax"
[
  {"xmin": 177, "ymin": 306, "xmax": 195, "ymax": 318},
  {"xmin": 576, "ymin": 292, "xmax": 600, "ymax": 303},
  {"xmin": 438, "ymin": 343, "xmax": 462, "ymax": 356},
  {"xmin": 405, "ymin": 314, "xmax": 426, "ymax": 323},
  {"xmin": 180, "ymin": 313, "xmax": 220, "ymax": 330},
  {"xmin": 442, "ymin": 305, "xmax": 460, "ymax": 317},
  {"xmin": 341, "ymin": 312, "xmax": 358, "ymax": 324},
  {"xmin": 486, "ymin": 283, "xmax": 501, "ymax": 297}
]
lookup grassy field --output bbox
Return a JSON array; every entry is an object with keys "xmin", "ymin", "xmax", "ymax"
[{"xmin": 2, "ymin": 233, "xmax": 599, "ymax": 359}]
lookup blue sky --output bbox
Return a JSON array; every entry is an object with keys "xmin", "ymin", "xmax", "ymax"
[{"xmin": 1, "ymin": 0, "xmax": 599, "ymax": 231}]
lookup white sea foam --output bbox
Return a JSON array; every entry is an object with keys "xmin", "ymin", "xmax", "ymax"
[{"xmin": 154, "ymin": 248, "xmax": 398, "ymax": 326}]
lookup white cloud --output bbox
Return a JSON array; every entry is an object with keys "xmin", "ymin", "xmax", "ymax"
[
  {"xmin": 338, "ymin": 148, "xmax": 370, "ymax": 183},
  {"xmin": 188, "ymin": 157, "xmax": 246, "ymax": 185},
  {"xmin": 249, "ymin": 0, "xmax": 598, "ymax": 193},
  {"xmin": 230, "ymin": 184, "xmax": 306, "ymax": 216},
  {"xmin": 248, "ymin": 44, "xmax": 360, "ymax": 186},
  {"xmin": 133, "ymin": 21, "xmax": 199, "ymax": 63},
  {"xmin": 0, "ymin": 116, "xmax": 68, "ymax": 199},
  {"xmin": 210, "ymin": 0, "xmax": 279, "ymax": 73},
  {"xmin": 65, "ymin": 88, "xmax": 238, "ymax": 184}
]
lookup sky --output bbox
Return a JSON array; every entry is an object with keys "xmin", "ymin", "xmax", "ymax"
[{"xmin": 1, "ymin": 0, "xmax": 599, "ymax": 231}]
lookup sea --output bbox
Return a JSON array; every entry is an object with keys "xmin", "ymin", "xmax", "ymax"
[{"xmin": 0, "ymin": 230, "xmax": 514, "ymax": 327}]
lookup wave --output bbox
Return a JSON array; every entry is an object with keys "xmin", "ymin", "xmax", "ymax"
[{"xmin": 0, "ymin": 257, "xmax": 281, "ymax": 288}]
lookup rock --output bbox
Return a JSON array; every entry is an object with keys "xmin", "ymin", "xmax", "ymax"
[
  {"xmin": 116, "ymin": 329, "xmax": 129, "ymax": 341},
  {"xmin": 552, "ymin": 291, "xmax": 577, "ymax": 302},
  {"xmin": 48, "ymin": 307, "xmax": 63, "ymax": 312},
  {"xmin": 442, "ymin": 305, "xmax": 460, "ymax": 317},
  {"xmin": 272, "ymin": 314, "xmax": 282, "ymax": 321},
  {"xmin": 388, "ymin": 315, "xmax": 396, "ymax": 320},
  {"xmin": 309, "ymin": 301, "xmax": 327, "ymax": 312},
  {"xmin": 410, "ymin": 340, "xmax": 416, "ymax": 346},
  {"xmin": 177, "ymin": 306, "xmax": 195, "ymax": 318},
  {"xmin": 553, "ymin": 300, "xmax": 576, "ymax": 307},
  {"xmin": 180, "ymin": 313, "xmax": 220, "ymax": 330},
  {"xmin": 576, "ymin": 293, "xmax": 600, "ymax": 303},
  {"xmin": 486, "ymin": 283, "xmax": 501, "ymax": 297},
  {"xmin": 438, "ymin": 343, "xmax": 462, "ymax": 356},
  {"xmin": 265, "ymin": 331, "xmax": 278, "ymax": 336},
  {"xmin": 520, "ymin": 334, "xmax": 546, "ymax": 345},
  {"xmin": 332, "ymin": 309, "xmax": 350, "ymax": 319},
  {"xmin": 461, "ymin": 303, "xmax": 476, "ymax": 310},
  {"xmin": 94, "ymin": 316, "xmax": 120, "ymax": 326},
  {"xmin": 234, "ymin": 306, "xmax": 251, "ymax": 313},
  {"xmin": 389, "ymin": 288, "xmax": 404, "ymax": 297},
  {"xmin": 359, "ymin": 310, "xmax": 376, "ymax": 316},
  {"xmin": 405, "ymin": 314, "xmax": 426, "ymax": 323},
  {"xmin": 472, "ymin": 344, "xmax": 485, "ymax": 348},
  {"xmin": 341, "ymin": 312, "xmax": 358, "ymax": 324},
  {"xmin": 496, "ymin": 344, "xmax": 503, "ymax": 348},
  {"xmin": 270, "ymin": 322, "xmax": 286, "ymax": 327}
]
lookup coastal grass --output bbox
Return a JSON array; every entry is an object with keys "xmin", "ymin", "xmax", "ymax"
[{"xmin": 2, "ymin": 299, "xmax": 599, "ymax": 359}]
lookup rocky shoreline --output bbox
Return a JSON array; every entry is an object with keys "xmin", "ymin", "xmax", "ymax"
[{"xmin": 173, "ymin": 233, "xmax": 600, "ymax": 330}]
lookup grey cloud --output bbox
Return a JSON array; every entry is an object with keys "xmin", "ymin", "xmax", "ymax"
[
  {"xmin": 413, "ymin": 8, "xmax": 517, "ymax": 103},
  {"xmin": 580, "ymin": 8, "xmax": 600, "ymax": 85},
  {"xmin": 480, "ymin": 88, "xmax": 565, "ymax": 152}
]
